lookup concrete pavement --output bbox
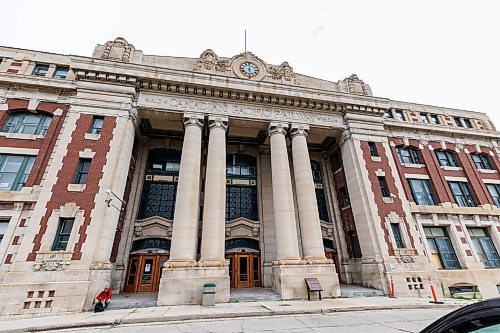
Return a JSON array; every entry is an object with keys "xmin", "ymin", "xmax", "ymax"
[{"xmin": 0, "ymin": 297, "xmax": 474, "ymax": 332}]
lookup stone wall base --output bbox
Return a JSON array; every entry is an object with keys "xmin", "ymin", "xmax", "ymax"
[
  {"xmin": 157, "ymin": 266, "xmax": 229, "ymax": 305},
  {"xmin": 272, "ymin": 263, "xmax": 340, "ymax": 300}
]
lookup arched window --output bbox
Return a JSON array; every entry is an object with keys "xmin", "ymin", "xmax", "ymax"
[
  {"xmin": 435, "ymin": 150, "xmax": 460, "ymax": 167},
  {"xmin": 311, "ymin": 160, "xmax": 329, "ymax": 222},
  {"xmin": 1, "ymin": 112, "xmax": 52, "ymax": 135},
  {"xmin": 396, "ymin": 146, "xmax": 422, "ymax": 164},
  {"xmin": 226, "ymin": 154, "xmax": 258, "ymax": 221},
  {"xmin": 137, "ymin": 149, "xmax": 181, "ymax": 220}
]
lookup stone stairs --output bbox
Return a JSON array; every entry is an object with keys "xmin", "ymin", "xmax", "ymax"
[
  {"xmin": 107, "ymin": 292, "xmax": 157, "ymax": 310},
  {"xmin": 230, "ymin": 288, "xmax": 281, "ymax": 303},
  {"xmin": 340, "ymin": 284, "xmax": 385, "ymax": 298}
]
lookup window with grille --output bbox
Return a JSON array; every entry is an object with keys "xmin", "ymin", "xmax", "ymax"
[
  {"xmin": 52, "ymin": 218, "xmax": 75, "ymax": 251},
  {"xmin": 0, "ymin": 154, "xmax": 35, "ymax": 191},
  {"xmin": 1, "ymin": 112, "xmax": 52, "ymax": 135},
  {"xmin": 448, "ymin": 181, "xmax": 476, "ymax": 207},
  {"xmin": 424, "ymin": 227, "xmax": 461, "ymax": 269}
]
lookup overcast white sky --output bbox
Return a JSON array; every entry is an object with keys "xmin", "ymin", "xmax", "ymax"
[{"xmin": 1, "ymin": 1, "xmax": 499, "ymax": 128}]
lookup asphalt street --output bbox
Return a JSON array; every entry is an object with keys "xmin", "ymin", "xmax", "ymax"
[{"xmin": 53, "ymin": 308, "xmax": 454, "ymax": 333}]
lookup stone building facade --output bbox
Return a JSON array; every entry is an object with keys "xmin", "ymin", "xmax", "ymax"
[{"xmin": 0, "ymin": 37, "xmax": 499, "ymax": 315}]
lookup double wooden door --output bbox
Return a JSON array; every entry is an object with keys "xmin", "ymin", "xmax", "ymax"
[
  {"xmin": 227, "ymin": 253, "xmax": 261, "ymax": 288},
  {"xmin": 124, "ymin": 254, "xmax": 169, "ymax": 292},
  {"xmin": 326, "ymin": 250, "xmax": 342, "ymax": 282}
]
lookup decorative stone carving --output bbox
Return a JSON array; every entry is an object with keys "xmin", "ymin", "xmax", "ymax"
[
  {"xmin": 269, "ymin": 122, "xmax": 289, "ymax": 136},
  {"xmin": 101, "ymin": 37, "xmax": 134, "ymax": 62},
  {"xmin": 89, "ymin": 261, "xmax": 113, "ymax": 270},
  {"xmin": 225, "ymin": 217, "xmax": 260, "ymax": 239},
  {"xmin": 183, "ymin": 113, "xmax": 204, "ymax": 128},
  {"xmin": 33, "ymin": 251, "xmax": 72, "ymax": 271},
  {"xmin": 394, "ymin": 248, "xmax": 416, "ymax": 263},
  {"xmin": 290, "ymin": 124, "xmax": 310, "ymax": 138},
  {"xmin": 34, "ymin": 260, "xmax": 66, "ymax": 271},
  {"xmin": 197, "ymin": 49, "xmax": 230, "ymax": 73},
  {"xmin": 60, "ymin": 202, "xmax": 80, "ymax": 218},
  {"xmin": 269, "ymin": 61, "xmax": 296, "ymax": 83},
  {"xmin": 339, "ymin": 74, "xmax": 373, "ymax": 96},
  {"xmin": 208, "ymin": 115, "xmax": 228, "ymax": 131}
]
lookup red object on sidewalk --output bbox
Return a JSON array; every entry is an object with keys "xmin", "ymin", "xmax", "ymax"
[
  {"xmin": 389, "ymin": 276, "xmax": 395, "ymax": 298},
  {"xmin": 428, "ymin": 277, "xmax": 444, "ymax": 304}
]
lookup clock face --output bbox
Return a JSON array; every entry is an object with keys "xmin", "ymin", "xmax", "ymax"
[{"xmin": 240, "ymin": 62, "xmax": 259, "ymax": 78}]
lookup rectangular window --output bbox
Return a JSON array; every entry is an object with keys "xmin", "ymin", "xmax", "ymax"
[
  {"xmin": 331, "ymin": 153, "xmax": 342, "ymax": 171},
  {"xmin": 448, "ymin": 181, "xmax": 476, "ymax": 207},
  {"xmin": 454, "ymin": 117, "xmax": 463, "ymax": 127},
  {"xmin": 51, "ymin": 218, "xmax": 75, "ymax": 251},
  {"xmin": 378, "ymin": 176, "xmax": 390, "ymax": 197},
  {"xmin": 395, "ymin": 110, "xmax": 405, "ymax": 121},
  {"xmin": 339, "ymin": 186, "xmax": 350, "ymax": 207},
  {"xmin": 53, "ymin": 66, "xmax": 69, "ymax": 79},
  {"xmin": 463, "ymin": 118, "xmax": 473, "ymax": 128},
  {"xmin": 391, "ymin": 223, "xmax": 405, "ymax": 248},
  {"xmin": 469, "ymin": 228, "xmax": 500, "ymax": 268},
  {"xmin": 73, "ymin": 159, "xmax": 91, "ymax": 184},
  {"xmin": 486, "ymin": 184, "xmax": 500, "ymax": 208},
  {"xmin": 435, "ymin": 150, "xmax": 459, "ymax": 167},
  {"xmin": 0, "ymin": 219, "xmax": 9, "ymax": 244},
  {"xmin": 368, "ymin": 142, "xmax": 379, "ymax": 157},
  {"xmin": 397, "ymin": 147, "xmax": 422, "ymax": 164},
  {"xmin": 424, "ymin": 227, "xmax": 461, "ymax": 269},
  {"xmin": 0, "ymin": 154, "xmax": 35, "ymax": 191},
  {"xmin": 348, "ymin": 231, "xmax": 362, "ymax": 258},
  {"xmin": 471, "ymin": 153, "xmax": 494, "ymax": 170},
  {"xmin": 420, "ymin": 113, "xmax": 429, "ymax": 123},
  {"xmin": 385, "ymin": 110, "xmax": 394, "ymax": 119},
  {"xmin": 32, "ymin": 64, "xmax": 49, "ymax": 77},
  {"xmin": 408, "ymin": 178, "xmax": 437, "ymax": 205},
  {"xmin": 430, "ymin": 114, "xmax": 440, "ymax": 124},
  {"xmin": 89, "ymin": 116, "xmax": 104, "ymax": 134},
  {"xmin": 2, "ymin": 113, "xmax": 52, "ymax": 136}
]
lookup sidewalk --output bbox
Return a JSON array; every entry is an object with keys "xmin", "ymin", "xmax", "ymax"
[{"xmin": 0, "ymin": 297, "xmax": 473, "ymax": 333}]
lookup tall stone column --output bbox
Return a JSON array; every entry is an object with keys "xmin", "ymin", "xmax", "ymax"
[
  {"xmin": 168, "ymin": 113, "xmax": 204, "ymax": 266},
  {"xmin": 290, "ymin": 124, "xmax": 327, "ymax": 262},
  {"xmin": 269, "ymin": 122, "xmax": 301, "ymax": 262},
  {"xmin": 199, "ymin": 116, "xmax": 228, "ymax": 266}
]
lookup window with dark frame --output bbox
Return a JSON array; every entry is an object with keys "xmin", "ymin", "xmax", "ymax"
[
  {"xmin": 226, "ymin": 154, "xmax": 258, "ymax": 221},
  {"xmin": 408, "ymin": 178, "xmax": 437, "ymax": 205},
  {"xmin": 454, "ymin": 117, "xmax": 463, "ymax": 127},
  {"xmin": 89, "ymin": 116, "xmax": 104, "ymax": 134},
  {"xmin": 430, "ymin": 114, "xmax": 440, "ymax": 124},
  {"xmin": 0, "ymin": 154, "xmax": 35, "ymax": 191},
  {"xmin": 0, "ymin": 219, "xmax": 10, "ymax": 244},
  {"xmin": 486, "ymin": 184, "xmax": 500, "ymax": 208},
  {"xmin": 463, "ymin": 118, "xmax": 473, "ymax": 128},
  {"xmin": 368, "ymin": 142, "xmax": 379, "ymax": 157},
  {"xmin": 385, "ymin": 110, "xmax": 394, "ymax": 119},
  {"xmin": 471, "ymin": 153, "xmax": 494, "ymax": 170},
  {"xmin": 339, "ymin": 186, "xmax": 350, "ymax": 207},
  {"xmin": 51, "ymin": 218, "xmax": 75, "ymax": 251},
  {"xmin": 468, "ymin": 228, "xmax": 500, "ymax": 268},
  {"xmin": 391, "ymin": 223, "xmax": 405, "ymax": 248},
  {"xmin": 395, "ymin": 110, "xmax": 405, "ymax": 121},
  {"xmin": 32, "ymin": 64, "xmax": 49, "ymax": 77},
  {"xmin": 420, "ymin": 113, "xmax": 429, "ymax": 123},
  {"xmin": 1, "ymin": 112, "xmax": 52, "ymax": 136},
  {"xmin": 73, "ymin": 159, "xmax": 91, "ymax": 184},
  {"xmin": 331, "ymin": 152, "xmax": 342, "ymax": 171},
  {"xmin": 424, "ymin": 227, "xmax": 461, "ymax": 269},
  {"xmin": 311, "ymin": 160, "xmax": 329, "ymax": 222},
  {"xmin": 378, "ymin": 176, "xmax": 390, "ymax": 197},
  {"xmin": 53, "ymin": 67, "xmax": 69, "ymax": 79},
  {"xmin": 396, "ymin": 146, "xmax": 422, "ymax": 164},
  {"xmin": 435, "ymin": 150, "xmax": 460, "ymax": 167},
  {"xmin": 348, "ymin": 230, "xmax": 362, "ymax": 258},
  {"xmin": 448, "ymin": 181, "xmax": 476, "ymax": 207}
]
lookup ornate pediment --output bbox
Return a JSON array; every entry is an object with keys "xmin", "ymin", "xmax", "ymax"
[
  {"xmin": 134, "ymin": 216, "xmax": 172, "ymax": 238},
  {"xmin": 225, "ymin": 217, "xmax": 259, "ymax": 239}
]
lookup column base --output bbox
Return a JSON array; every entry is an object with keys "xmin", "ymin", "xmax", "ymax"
[
  {"xmin": 272, "ymin": 263, "xmax": 340, "ymax": 300},
  {"xmin": 157, "ymin": 266, "xmax": 229, "ymax": 305}
]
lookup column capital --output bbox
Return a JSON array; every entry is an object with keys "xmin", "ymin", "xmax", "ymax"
[
  {"xmin": 208, "ymin": 115, "xmax": 228, "ymax": 131},
  {"xmin": 290, "ymin": 123, "xmax": 310, "ymax": 138},
  {"xmin": 269, "ymin": 121, "xmax": 289, "ymax": 137},
  {"xmin": 183, "ymin": 112, "xmax": 205, "ymax": 129}
]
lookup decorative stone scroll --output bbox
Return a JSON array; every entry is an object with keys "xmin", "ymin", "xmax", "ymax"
[
  {"xmin": 101, "ymin": 37, "xmax": 134, "ymax": 62},
  {"xmin": 208, "ymin": 115, "xmax": 228, "ymax": 131},
  {"xmin": 197, "ymin": 49, "xmax": 231, "ymax": 73},
  {"xmin": 290, "ymin": 123, "xmax": 309, "ymax": 138},
  {"xmin": 269, "ymin": 122, "xmax": 289, "ymax": 136},
  {"xmin": 269, "ymin": 62, "xmax": 296, "ymax": 83},
  {"xmin": 183, "ymin": 112, "xmax": 204, "ymax": 128},
  {"xmin": 33, "ymin": 251, "xmax": 72, "ymax": 271}
]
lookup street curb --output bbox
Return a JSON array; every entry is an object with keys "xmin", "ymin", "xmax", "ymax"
[{"xmin": 5, "ymin": 303, "xmax": 462, "ymax": 332}]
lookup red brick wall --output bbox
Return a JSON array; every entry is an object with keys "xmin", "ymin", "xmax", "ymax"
[
  {"xmin": 27, "ymin": 114, "xmax": 116, "ymax": 261},
  {"xmin": 360, "ymin": 141, "xmax": 416, "ymax": 255}
]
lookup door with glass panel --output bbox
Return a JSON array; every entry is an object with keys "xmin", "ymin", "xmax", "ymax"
[
  {"xmin": 424, "ymin": 227, "xmax": 461, "ymax": 269},
  {"xmin": 124, "ymin": 254, "xmax": 169, "ymax": 292},
  {"xmin": 227, "ymin": 253, "xmax": 261, "ymax": 288}
]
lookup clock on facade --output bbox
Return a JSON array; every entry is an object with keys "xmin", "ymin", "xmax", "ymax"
[{"xmin": 240, "ymin": 62, "xmax": 259, "ymax": 78}]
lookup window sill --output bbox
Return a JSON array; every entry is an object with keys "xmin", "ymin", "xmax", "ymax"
[
  {"xmin": 67, "ymin": 183, "xmax": 86, "ymax": 192},
  {"xmin": 84, "ymin": 133, "xmax": 100, "ymax": 141},
  {"xmin": 370, "ymin": 156, "xmax": 381, "ymax": 162},
  {"xmin": 0, "ymin": 132, "xmax": 44, "ymax": 140},
  {"xmin": 477, "ymin": 168, "xmax": 497, "ymax": 174},
  {"xmin": 382, "ymin": 197, "xmax": 394, "ymax": 204},
  {"xmin": 441, "ymin": 166, "xmax": 463, "ymax": 171},
  {"xmin": 402, "ymin": 163, "xmax": 425, "ymax": 168}
]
